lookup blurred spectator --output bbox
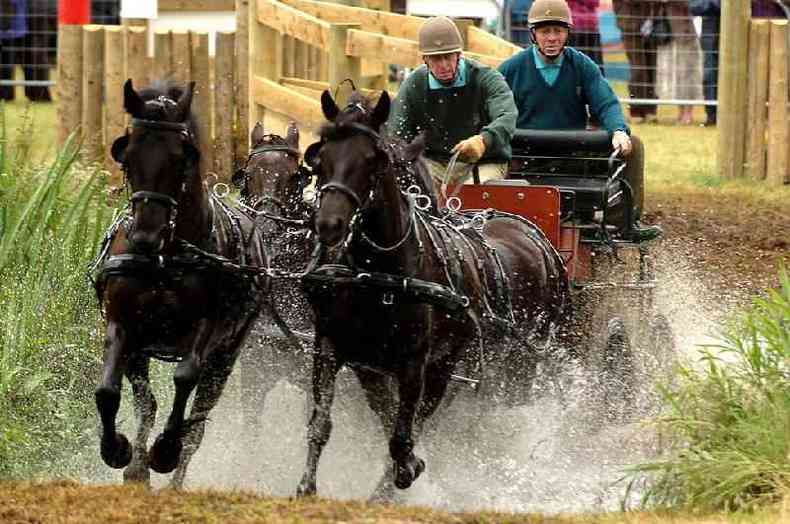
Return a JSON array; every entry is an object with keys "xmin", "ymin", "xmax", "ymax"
[
  {"xmin": 656, "ymin": 1, "xmax": 702, "ymax": 125},
  {"xmin": 509, "ymin": 0, "xmax": 535, "ymax": 46},
  {"xmin": 690, "ymin": 1, "xmax": 788, "ymax": 127},
  {"xmin": 20, "ymin": 0, "xmax": 54, "ymax": 101},
  {"xmin": 568, "ymin": 0, "xmax": 605, "ymax": 74},
  {"xmin": 689, "ymin": 0, "xmax": 719, "ymax": 126},
  {"xmin": 0, "ymin": 0, "xmax": 27, "ymax": 101},
  {"xmin": 612, "ymin": 0, "xmax": 657, "ymax": 123}
]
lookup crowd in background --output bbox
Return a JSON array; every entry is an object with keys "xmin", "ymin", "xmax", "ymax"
[
  {"xmin": 508, "ymin": 0, "xmax": 789, "ymax": 126},
  {"xmin": 0, "ymin": 0, "xmax": 119, "ymax": 101}
]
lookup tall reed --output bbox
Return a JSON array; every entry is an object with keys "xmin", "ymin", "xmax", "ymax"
[
  {"xmin": 628, "ymin": 267, "xmax": 790, "ymax": 511},
  {"xmin": 0, "ymin": 104, "xmax": 115, "ymax": 477}
]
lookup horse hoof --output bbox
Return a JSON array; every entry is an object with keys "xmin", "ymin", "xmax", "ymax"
[
  {"xmin": 393, "ymin": 457, "xmax": 426, "ymax": 490},
  {"xmin": 296, "ymin": 479, "xmax": 316, "ymax": 497},
  {"xmin": 123, "ymin": 463, "xmax": 151, "ymax": 486},
  {"xmin": 148, "ymin": 433, "xmax": 182, "ymax": 474},
  {"xmin": 100, "ymin": 433, "xmax": 132, "ymax": 469}
]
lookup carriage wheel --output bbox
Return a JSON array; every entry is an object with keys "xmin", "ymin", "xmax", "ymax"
[{"xmin": 599, "ymin": 317, "xmax": 637, "ymax": 422}]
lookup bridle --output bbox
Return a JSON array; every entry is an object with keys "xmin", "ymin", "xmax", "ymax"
[
  {"xmin": 235, "ymin": 135, "xmax": 311, "ymax": 226},
  {"xmin": 121, "ymin": 112, "xmax": 199, "ymax": 246},
  {"xmin": 314, "ymin": 120, "xmax": 418, "ymax": 253}
]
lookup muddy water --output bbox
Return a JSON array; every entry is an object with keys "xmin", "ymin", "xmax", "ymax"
[{"xmin": 79, "ymin": 255, "xmax": 748, "ymax": 514}]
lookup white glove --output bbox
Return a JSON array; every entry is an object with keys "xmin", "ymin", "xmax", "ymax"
[{"xmin": 612, "ymin": 130, "xmax": 632, "ymax": 156}]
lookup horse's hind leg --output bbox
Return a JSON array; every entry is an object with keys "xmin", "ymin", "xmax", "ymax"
[
  {"xmin": 123, "ymin": 354, "xmax": 157, "ymax": 485},
  {"xmin": 95, "ymin": 321, "xmax": 132, "ymax": 469},
  {"xmin": 170, "ymin": 347, "xmax": 239, "ymax": 489},
  {"xmin": 296, "ymin": 335, "xmax": 342, "ymax": 497}
]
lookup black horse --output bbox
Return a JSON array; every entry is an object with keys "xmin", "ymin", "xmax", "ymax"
[
  {"xmin": 232, "ymin": 121, "xmax": 317, "ymax": 431},
  {"xmin": 295, "ymin": 90, "xmax": 570, "ymax": 497},
  {"xmin": 92, "ymin": 79, "xmax": 267, "ymax": 488}
]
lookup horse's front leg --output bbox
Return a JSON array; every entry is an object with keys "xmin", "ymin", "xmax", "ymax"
[
  {"xmin": 391, "ymin": 354, "xmax": 428, "ymax": 490},
  {"xmin": 122, "ymin": 353, "xmax": 157, "ymax": 485},
  {"xmin": 95, "ymin": 320, "xmax": 133, "ymax": 469},
  {"xmin": 148, "ymin": 319, "xmax": 212, "ymax": 475},
  {"xmin": 296, "ymin": 335, "xmax": 342, "ymax": 497}
]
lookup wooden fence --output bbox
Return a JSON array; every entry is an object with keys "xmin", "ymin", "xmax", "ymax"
[
  {"xmin": 248, "ymin": 0, "xmax": 521, "ymax": 145},
  {"xmin": 719, "ymin": 3, "xmax": 789, "ymax": 185},
  {"xmin": 743, "ymin": 19, "xmax": 790, "ymax": 185}
]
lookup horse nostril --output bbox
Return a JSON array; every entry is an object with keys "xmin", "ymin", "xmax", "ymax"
[
  {"xmin": 129, "ymin": 231, "xmax": 160, "ymax": 254},
  {"xmin": 316, "ymin": 216, "xmax": 345, "ymax": 244}
]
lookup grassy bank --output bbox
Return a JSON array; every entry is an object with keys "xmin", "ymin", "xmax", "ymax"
[{"xmin": 0, "ymin": 104, "xmax": 114, "ymax": 478}]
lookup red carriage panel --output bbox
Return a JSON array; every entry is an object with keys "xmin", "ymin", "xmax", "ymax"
[{"xmin": 446, "ymin": 185, "xmax": 562, "ymax": 248}]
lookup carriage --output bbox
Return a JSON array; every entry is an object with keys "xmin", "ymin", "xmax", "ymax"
[{"xmin": 446, "ymin": 128, "xmax": 674, "ymax": 408}]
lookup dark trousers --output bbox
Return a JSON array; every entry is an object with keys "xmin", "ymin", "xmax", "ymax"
[
  {"xmin": 570, "ymin": 30, "xmax": 605, "ymax": 76},
  {"xmin": 612, "ymin": 0, "xmax": 657, "ymax": 118},
  {"xmin": 700, "ymin": 15, "xmax": 720, "ymax": 122}
]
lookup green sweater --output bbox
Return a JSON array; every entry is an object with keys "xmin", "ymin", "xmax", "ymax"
[
  {"xmin": 386, "ymin": 59, "xmax": 517, "ymax": 163},
  {"xmin": 498, "ymin": 46, "xmax": 628, "ymax": 135}
]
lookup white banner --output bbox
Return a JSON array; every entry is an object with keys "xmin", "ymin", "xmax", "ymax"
[{"xmin": 121, "ymin": 0, "xmax": 158, "ymax": 19}]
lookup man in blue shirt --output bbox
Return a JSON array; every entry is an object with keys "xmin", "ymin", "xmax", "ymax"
[{"xmin": 498, "ymin": 0, "xmax": 661, "ymax": 242}]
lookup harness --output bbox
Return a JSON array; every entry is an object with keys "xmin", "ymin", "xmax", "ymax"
[{"xmin": 89, "ymin": 113, "xmax": 268, "ymax": 362}]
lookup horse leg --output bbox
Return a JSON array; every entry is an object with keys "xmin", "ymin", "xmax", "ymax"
[
  {"xmin": 95, "ymin": 321, "xmax": 133, "ymax": 469},
  {"xmin": 122, "ymin": 354, "xmax": 157, "ymax": 485},
  {"xmin": 148, "ymin": 320, "xmax": 215, "ymax": 474},
  {"xmin": 353, "ymin": 368, "xmax": 398, "ymax": 502},
  {"xmin": 170, "ymin": 347, "xmax": 239, "ymax": 489},
  {"xmin": 390, "ymin": 357, "xmax": 428, "ymax": 490},
  {"xmin": 296, "ymin": 335, "xmax": 342, "ymax": 497}
]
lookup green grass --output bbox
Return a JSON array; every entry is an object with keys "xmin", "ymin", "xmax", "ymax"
[
  {"xmin": 627, "ymin": 267, "xmax": 790, "ymax": 512},
  {"xmin": 0, "ymin": 102, "xmax": 115, "ymax": 478}
]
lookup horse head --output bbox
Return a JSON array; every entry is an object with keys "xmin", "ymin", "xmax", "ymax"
[
  {"xmin": 111, "ymin": 79, "xmax": 200, "ymax": 254},
  {"xmin": 310, "ymin": 89, "xmax": 393, "ymax": 247},
  {"xmin": 233, "ymin": 121, "xmax": 308, "ymax": 225}
]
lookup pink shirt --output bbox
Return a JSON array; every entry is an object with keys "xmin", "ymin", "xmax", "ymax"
[{"xmin": 568, "ymin": 0, "xmax": 600, "ymax": 32}]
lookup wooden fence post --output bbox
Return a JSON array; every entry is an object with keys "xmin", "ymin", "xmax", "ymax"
[
  {"xmin": 717, "ymin": 0, "xmax": 750, "ymax": 178},
  {"xmin": 126, "ymin": 26, "xmax": 149, "ymax": 89},
  {"xmin": 154, "ymin": 30, "xmax": 174, "ymax": 80},
  {"xmin": 57, "ymin": 24, "xmax": 83, "ymax": 145},
  {"xmin": 767, "ymin": 20, "xmax": 789, "ymax": 185},
  {"xmin": 746, "ymin": 20, "xmax": 770, "ymax": 180},
  {"xmin": 172, "ymin": 30, "xmax": 192, "ymax": 85},
  {"xmin": 104, "ymin": 26, "xmax": 126, "ymax": 184},
  {"xmin": 191, "ymin": 31, "xmax": 213, "ymax": 180},
  {"xmin": 327, "ymin": 23, "xmax": 361, "ymax": 105},
  {"xmin": 250, "ymin": 0, "xmax": 283, "ymax": 123},
  {"xmin": 236, "ymin": 0, "xmax": 250, "ymax": 162},
  {"xmin": 215, "ymin": 31, "xmax": 236, "ymax": 183},
  {"xmin": 82, "ymin": 25, "xmax": 105, "ymax": 164}
]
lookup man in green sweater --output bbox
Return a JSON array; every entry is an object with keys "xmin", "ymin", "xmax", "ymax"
[
  {"xmin": 498, "ymin": 0, "xmax": 660, "ymax": 242},
  {"xmin": 387, "ymin": 16, "xmax": 518, "ymax": 187}
]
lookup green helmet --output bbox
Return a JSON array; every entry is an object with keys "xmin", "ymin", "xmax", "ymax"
[
  {"xmin": 528, "ymin": 0, "xmax": 574, "ymax": 28},
  {"xmin": 419, "ymin": 16, "xmax": 464, "ymax": 56}
]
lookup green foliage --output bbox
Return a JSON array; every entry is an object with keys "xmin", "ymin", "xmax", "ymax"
[
  {"xmin": 0, "ymin": 106, "xmax": 114, "ymax": 478},
  {"xmin": 629, "ymin": 267, "xmax": 790, "ymax": 511}
]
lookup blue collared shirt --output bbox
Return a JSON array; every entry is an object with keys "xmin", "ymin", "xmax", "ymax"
[
  {"xmin": 428, "ymin": 58, "xmax": 468, "ymax": 90},
  {"xmin": 532, "ymin": 46, "xmax": 564, "ymax": 86},
  {"xmin": 0, "ymin": 0, "xmax": 28, "ymax": 41}
]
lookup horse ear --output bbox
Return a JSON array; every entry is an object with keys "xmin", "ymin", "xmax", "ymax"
[
  {"xmin": 251, "ymin": 121, "xmax": 264, "ymax": 145},
  {"xmin": 404, "ymin": 131, "xmax": 426, "ymax": 161},
  {"xmin": 304, "ymin": 140, "xmax": 323, "ymax": 169},
  {"xmin": 123, "ymin": 79, "xmax": 145, "ymax": 118},
  {"xmin": 321, "ymin": 90, "xmax": 339, "ymax": 121},
  {"xmin": 370, "ymin": 90, "xmax": 391, "ymax": 131},
  {"xmin": 286, "ymin": 121, "xmax": 299, "ymax": 150},
  {"xmin": 174, "ymin": 81, "xmax": 196, "ymax": 121},
  {"xmin": 110, "ymin": 134, "xmax": 129, "ymax": 164}
]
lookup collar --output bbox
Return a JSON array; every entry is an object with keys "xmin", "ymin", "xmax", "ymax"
[
  {"xmin": 532, "ymin": 46, "xmax": 564, "ymax": 69},
  {"xmin": 428, "ymin": 58, "xmax": 468, "ymax": 90}
]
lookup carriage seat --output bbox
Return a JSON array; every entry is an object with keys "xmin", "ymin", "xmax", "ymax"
[{"xmin": 507, "ymin": 129, "xmax": 623, "ymax": 221}]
